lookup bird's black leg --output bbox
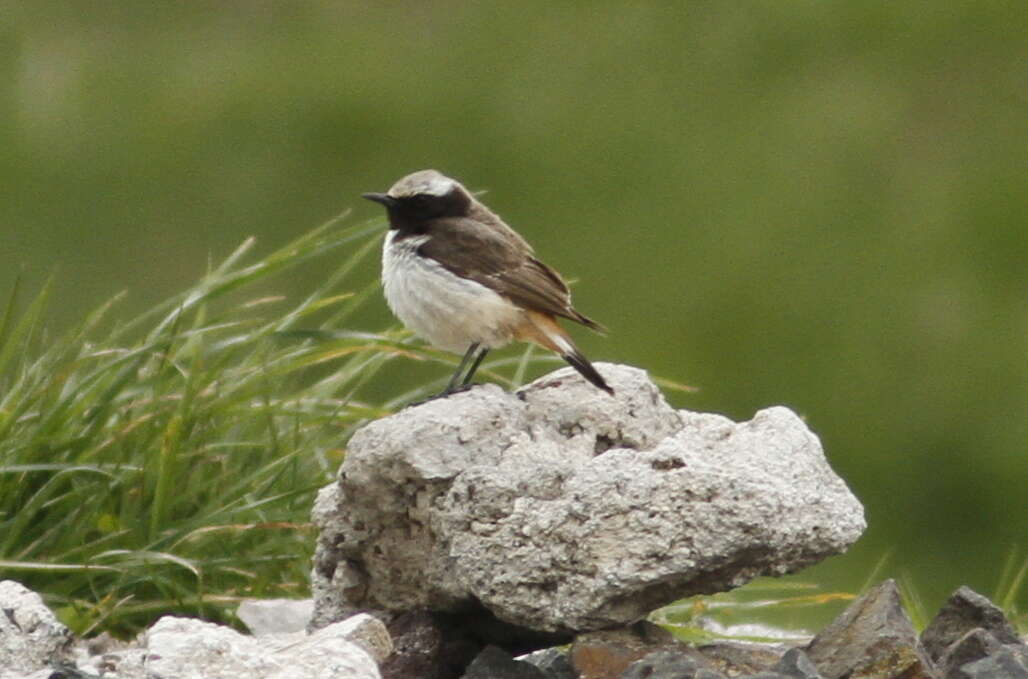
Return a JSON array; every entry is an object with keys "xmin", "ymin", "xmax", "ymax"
[
  {"xmin": 442, "ymin": 342, "xmax": 481, "ymax": 395},
  {"xmin": 461, "ymin": 346, "xmax": 490, "ymax": 386},
  {"xmin": 408, "ymin": 343, "xmax": 491, "ymax": 406}
]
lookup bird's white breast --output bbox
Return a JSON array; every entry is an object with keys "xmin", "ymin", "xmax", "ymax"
[{"xmin": 381, "ymin": 231, "xmax": 524, "ymax": 354}]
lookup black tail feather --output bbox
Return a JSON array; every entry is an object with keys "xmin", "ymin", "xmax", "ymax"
[{"xmin": 561, "ymin": 351, "xmax": 614, "ymax": 395}]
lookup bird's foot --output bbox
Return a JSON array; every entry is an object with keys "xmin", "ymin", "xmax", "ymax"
[
  {"xmin": 441, "ymin": 383, "xmax": 477, "ymax": 397},
  {"xmin": 406, "ymin": 383, "xmax": 479, "ymax": 408}
]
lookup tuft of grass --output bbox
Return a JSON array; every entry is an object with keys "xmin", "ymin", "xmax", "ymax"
[
  {"xmin": 995, "ymin": 547, "xmax": 1027, "ymax": 634},
  {"xmin": 896, "ymin": 574, "xmax": 930, "ymax": 631},
  {"xmin": 0, "ymin": 215, "xmax": 552, "ymax": 637}
]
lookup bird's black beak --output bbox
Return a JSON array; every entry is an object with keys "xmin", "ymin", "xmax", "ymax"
[{"xmin": 362, "ymin": 192, "xmax": 397, "ymax": 208}]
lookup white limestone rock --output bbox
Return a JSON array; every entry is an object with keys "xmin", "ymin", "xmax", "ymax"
[
  {"xmin": 237, "ymin": 598, "xmax": 314, "ymax": 635},
  {"xmin": 0, "ymin": 580, "xmax": 72, "ymax": 678},
  {"xmin": 144, "ymin": 613, "xmax": 389, "ymax": 679},
  {"xmin": 309, "ymin": 363, "xmax": 866, "ymax": 634}
]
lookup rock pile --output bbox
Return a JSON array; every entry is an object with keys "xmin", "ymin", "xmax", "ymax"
[
  {"xmin": 3, "ymin": 579, "xmax": 1024, "ymax": 679},
  {"xmin": 488, "ymin": 580, "xmax": 1026, "ymax": 679},
  {"xmin": 0, "ymin": 580, "xmax": 390, "ymax": 679}
]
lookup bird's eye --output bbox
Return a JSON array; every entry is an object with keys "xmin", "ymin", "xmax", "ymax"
[
  {"xmin": 402, "ymin": 193, "xmax": 449, "ymax": 219},
  {"xmin": 409, "ymin": 194, "xmax": 437, "ymax": 210}
]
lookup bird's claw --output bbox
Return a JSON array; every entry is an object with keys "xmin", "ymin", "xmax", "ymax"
[{"xmin": 406, "ymin": 383, "xmax": 479, "ymax": 408}]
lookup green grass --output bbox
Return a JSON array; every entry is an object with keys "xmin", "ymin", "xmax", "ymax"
[
  {"xmin": 0, "ymin": 215, "xmax": 557, "ymax": 637},
  {"xmin": 995, "ymin": 548, "xmax": 1028, "ymax": 633}
]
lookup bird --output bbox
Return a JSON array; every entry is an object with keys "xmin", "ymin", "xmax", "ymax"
[{"xmin": 363, "ymin": 169, "xmax": 613, "ymax": 398}]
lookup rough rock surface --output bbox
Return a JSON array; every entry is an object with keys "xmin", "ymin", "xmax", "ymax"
[
  {"xmin": 311, "ymin": 363, "xmax": 865, "ymax": 634},
  {"xmin": 940, "ymin": 629, "xmax": 1006, "ymax": 679},
  {"xmin": 698, "ymin": 640, "xmax": 789, "ymax": 676},
  {"xmin": 518, "ymin": 647, "xmax": 577, "ymax": 679},
  {"xmin": 775, "ymin": 648, "xmax": 825, "ymax": 679},
  {"xmin": 0, "ymin": 580, "xmax": 73, "ymax": 678},
  {"xmin": 71, "ymin": 644, "xmax": 149, "ymax": 679},
  {"xmin": 917, "ymin": 586, "xmax": 1028, "ymax": 679},
  {"xmin": 143, "ymin": 614, "xmax": 389, "ymax": 679},
  {"xmin": 237, "ymin": 597, "xmax": 314, "ymax": 635},
  {"xmin": 806, "ymin": 580, "xmax": 934, "ymax": 679},
  {"xmin": 960, "ymin": 648, "xmax": 1028, "ymax": 679},
  {"xmin": 921, "ymin": 587, "xmax": 1023, "ymax": 663},
  {"xmin": 621, "ymin": 649, "xmax": 727, "ymax": 679},
  {"xmin": 0, "ymin": 581, "xmax": 393, "ymax": 679},
  {"xmin": 569, "ymin": 622, "xmax": 694, "ymax": 679}
]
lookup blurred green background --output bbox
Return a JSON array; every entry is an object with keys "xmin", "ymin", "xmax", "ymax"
[{"xmin": 3, "ymin": 2, "xmax": 1026, "ymax": 619}]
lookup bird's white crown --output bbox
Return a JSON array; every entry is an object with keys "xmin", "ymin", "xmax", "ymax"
[{"xmin": 386, "ymin": 169, "xmax": 461, "ymax": 199}]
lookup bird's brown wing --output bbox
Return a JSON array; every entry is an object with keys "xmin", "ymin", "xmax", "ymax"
[
  {"xmin": 418, "ymin": 218, "xmax": 604, "ymax": 331},
  {"xmin": 494, "ymin": 257, "xmax": 605, "ymax": 331}
]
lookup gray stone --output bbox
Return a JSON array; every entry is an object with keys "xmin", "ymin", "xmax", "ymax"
[
  {"xmin": 571, "ymin": 622, "xmax": 703, "ymax": 679},
  {"xmin": 621, "ymin": 650, "xmax": 727, "ymax": 679},
  {"xmin": 921, "ymin": 587, "xmax": 1022, "ymax": 664},
  {"xmin": 460, "ymin": 645, "xmax": 547, "ymax": 678},
  {"xmin": 806, "ymin": 580, "xmax": 934, "ymax": 679},
  {"xmin": 518, "ymin": 647, "xmax": 576, "ymax": 679},
  {"xmin": 961, "ymin": 649, "xmax": 1028, "ymax": 679},
  {"xmin": 0, "ymin": 580, "xmax": 73, "ymax": 677},
  {"xmin": 237, "ymin": 598, "xmax": 313, "ymax": 635},
  {"xmin": 774, "ymin": 648, "xmax": 823, "ymax": 679},
  {"xmin": 940, "ymin": 629, "xmax": 1004, "ymax": 679},
  {"xmin": 311, "ymin": 363, "xmax": 865, "ymax": 635},
  {"xmin": 698, "ymin": 641, "xmax": 788, "ymax": 676}
]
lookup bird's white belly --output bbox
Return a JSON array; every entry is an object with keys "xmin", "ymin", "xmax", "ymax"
[{"xmin": 382, "ymin": 232, "xmax": 523, "ymax": 353}]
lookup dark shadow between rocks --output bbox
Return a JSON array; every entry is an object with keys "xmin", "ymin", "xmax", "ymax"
[
  {"xmin": 438, "ymin": 596, "xmax": 574, "ymax": 655},
  {"xmin": 381, "ymin": 600, "xmax": 574, "ymax": 679}
]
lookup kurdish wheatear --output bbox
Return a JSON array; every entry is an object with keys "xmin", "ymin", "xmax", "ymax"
[{"xmin": 363, "ymin": 169, "xmax": 613, "ymax": 397}]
